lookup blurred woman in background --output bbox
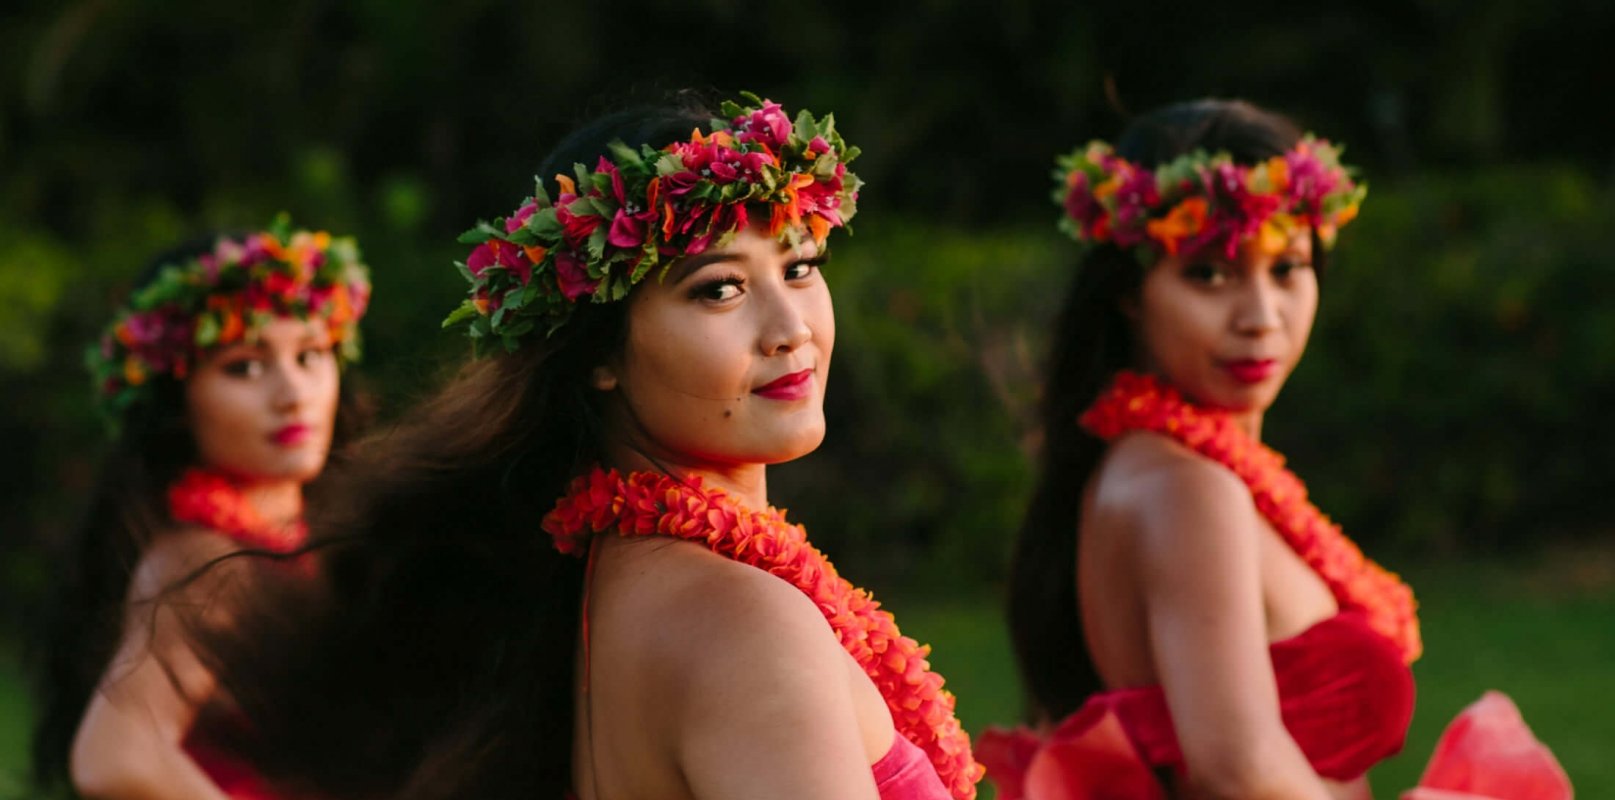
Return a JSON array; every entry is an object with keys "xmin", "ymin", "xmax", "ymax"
[
  {"xmin": 32, "ymin": 220, "xmax": 371, "ymax": 799},
  {"xmin": 986, "ymin": 99, "xmax": 1410, "ymax": 799},
  {"xmin": 982, "ymin": 99, "xmax": 1571, "ymax": 800}
]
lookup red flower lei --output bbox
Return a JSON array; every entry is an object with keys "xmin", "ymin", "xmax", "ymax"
[
  {"xmin": 167, "ymin": 468, "xmax": 309, "ymax": 553},
  {"xmin": 543, "ymin": 468, "xmax": 985, "ymax": 800},
  {"xmin": 1079, "ymin": 371, "xmax": 1421, "ymax": 663}
]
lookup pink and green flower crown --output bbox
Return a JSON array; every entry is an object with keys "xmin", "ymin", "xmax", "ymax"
[
  {"xmin": 444, "ymin": 93, "xmax": 862, "ymax": 350},
  {"xmin": 89, "ymin": 215, "xmax": 372, "ymax": 422},
  {"xmin": 1055, "ymin": 135, "xmax": 1365, "ymax": 262}
]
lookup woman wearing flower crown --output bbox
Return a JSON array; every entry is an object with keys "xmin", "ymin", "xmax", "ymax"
[
  {"xmin": 172, "ymin": 94, "xmax": 983, "ymax": 800},
  {"xmin": 978, "ymin": 99, "xmax": 1571, "ymax": 800},
  {"xmin": 31, "ymin": 221, "xmax": 372, "ymax": 799}
]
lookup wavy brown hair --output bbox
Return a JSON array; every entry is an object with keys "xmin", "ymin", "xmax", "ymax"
[{"xmin": 180, "ymin": 99, "xmax": 721, "ymax": 800}]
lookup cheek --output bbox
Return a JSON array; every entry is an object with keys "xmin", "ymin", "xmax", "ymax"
[
  {"xmin": 626, "ymin": 326, "xmax": 748, "ymax": 404},
  {"xmin": 186, "ymin": 378, "xmax": 264, "ymax": 462}
]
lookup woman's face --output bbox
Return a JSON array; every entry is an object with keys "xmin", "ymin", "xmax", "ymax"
[
  {"xmin": 600, "ymin": 220, "xmax": 835, "ymax": 470},
  {"xmin": 1132, "ymin": 230, "xmax": 1317, "ymax": 413},
  {"xmin": 185, "ymin": 316, "xmax": 341, "ymax": 484}
]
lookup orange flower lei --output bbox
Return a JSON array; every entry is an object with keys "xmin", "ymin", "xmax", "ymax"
[
  {"xmin": 167, "ymin": 468, "xmax": 309, "ymax": 553},
  {"xmin": 1079, "ymin": 372, "xmax": 1421, "ymax": 663},
  {"xmin": 543, "ymin": 467, "xmax": 985, "ymax": 799}
]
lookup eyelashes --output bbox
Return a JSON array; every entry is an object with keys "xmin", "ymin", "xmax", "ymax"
[{"xmin": 687, "ymin": 256, "xmax": 830, "ymax": 301}]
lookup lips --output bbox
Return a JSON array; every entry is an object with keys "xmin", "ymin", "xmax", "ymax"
[
  {"xmin": 271, "ymin": 423, "xmax": 312, "ymax": 446},
  {"xmin": 752, "ymin": 368, "xmax": 815, "ymax": 401},
  {"xmin": 1223, "ymin": 358, "xmax": 1279, "ymax": 384}
]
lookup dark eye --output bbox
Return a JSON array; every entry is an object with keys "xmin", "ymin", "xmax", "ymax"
[
  {"xmin": 1183, "ymin": 262, "xmax": 1227, "ymax": 287},
  {"xmin": 1272, "ymin": 260, "xmax": 1311, "ymax": 280},
  {"xmin": 691, "ymin": 276, "xmax": 744, "ymax": 302},
  {"xmin": 297, "ymin": 347, "xmax": 332, "ymax": 368},
  {"xmin": 785, "ymin": 257, "xmax": 825, "ymax": 282},
  {"xmin": 221, "ymin": 359, "xmax": 264, "ymax": 378}
]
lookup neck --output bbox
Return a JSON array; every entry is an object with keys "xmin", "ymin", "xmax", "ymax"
[
  {"xmin": 1233, "ymin": 409, "xmax": 1264, "ymax": 441},
  {"xmin": 234, "ymin": 477, "xmax": 305, "ymax": 526},
  {"xmin": 601, "ymin": 442, "xmax": 769, "ymax": 510}
]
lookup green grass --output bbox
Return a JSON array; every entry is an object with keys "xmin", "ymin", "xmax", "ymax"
[{"xmin": 3, "ymin": 554, "xmax": 1610, "ymax": 798}]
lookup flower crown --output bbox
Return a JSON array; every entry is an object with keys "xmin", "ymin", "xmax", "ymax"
[
  {"xmin": 88, "ymin": 215, "xmax": 372, "ymax": 422},
  {"xmin": 1055, "ymin": 136, "xmax": 1365, "ymax": 262},
  {"xmin": 443, "ymin": 93, "xmax": 862, "ymax": 351}
]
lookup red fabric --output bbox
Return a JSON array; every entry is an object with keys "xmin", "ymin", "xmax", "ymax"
[
  {"xmin": 1402, "ymin": 692, "xmax": 1572, "ymax": 800},
  {"xmin": 980, "ymin": 611, "xmax": 1414, "ymax": 798},
  {"xmin": 182, "ymin": 732, "xmax": 277, "ymax": 800},
  {"xmin": 874, "ymin": 734, "xmax": 953, "ymax": 799}
]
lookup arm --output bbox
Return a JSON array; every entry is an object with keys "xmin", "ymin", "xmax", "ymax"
[
  {"xmin": 70, "ymin": 531, "xmax": 239, "ymax": 800},
  {"xmin": 1124, "ymin": 456, "xmax": 1332, "ymax": 800},
  {"xmin": 669, "ymin": 573, "xmax": 884, "ymax": 800}
]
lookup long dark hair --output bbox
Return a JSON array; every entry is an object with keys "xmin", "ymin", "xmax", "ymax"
[
  {"xmin": 1007, "ymin": 99, "xmax": 1313, "ymax": 721},
  {"xmin": 29, "ymin": 236, "xmax": 372, "ymax": 792},
  {"xmin": 179, "ymin": 99, "xmax": 717, "ymax": 800}
]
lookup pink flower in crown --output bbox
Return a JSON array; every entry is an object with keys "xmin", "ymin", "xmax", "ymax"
[
  {"xmin": 553, "ymin": 250, "xmax": 599, "ymax": 301},
  {"xmin": 553, "ymin": 178, "xmax": 604, "ymax": 249},
  {"xmin": 1109, "ymin": 166, "xmax": 1161, "ymax": 239},
  {"xmin": 466, "ymin": 239, "xmax": 533, "ymax": 284},
  {"xmin": 1205, "ymin": 162, "xmax": 1282, "ymax": 256},
  {"xmin": 598, "ymin": 157, "xmax": 661, "ymax": 249},
  {"xmin": 804, "ymin": 135, "xmax": 832, "ymax": 159},
  {"xmin": 505, "ymin": 201, "xmax": 539, "ymax": 235},
  {"xmin": 1284, "ymin": 147, "xmax": 1342, "ymax": 218},
  {"xmin": 1064, "ymin": 172, "xmax": 1102, "ymax": 228},
  {"xmin": 795, "ymin": 171, "xmax": 846, "ymax": 226},
  {"xmin": 240, "ymin": 234, "xmax": 275, "ymax": 267},
  {"xmin": 733, "ymin": 100, "xmax": 793, "ymax": 150}
]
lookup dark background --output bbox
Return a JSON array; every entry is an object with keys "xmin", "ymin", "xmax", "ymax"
[{"xmin": 2, "ymin": 0, "xmax": 1614, "ymax": 790}]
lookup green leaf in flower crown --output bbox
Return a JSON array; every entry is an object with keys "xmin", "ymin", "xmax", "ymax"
[
  {"xmin": 442, "ymin": 302, "xmax": 480, "ymax": 328},
  {"xmin": 794, "ymin": 110, "xmax": 820, "ymax": 143},
  {"xmin": 195, "ymin": 314, "xmax": 220, "ymax": 347},
  {"xmin": 528, "ymin": 211, "xmax": 561, "ymax": 244},
  {"xmin": 587, "ymin": 226, "xmax": 607, "ymax": 261},
  {"xmin": 719, "ymin": 99, "xmax": 744, "ymax": 120},
  {"xmin": 267, "ymin": 212, "xmax": 293, "ymax": 242},
  {"xmin": 655, "ymin": 152, "xmax": 684, "ymax": 176},
  {"xmin": 841, "ymin": 145, "xmax": 861, "ymax": 164},
  {"xmin": 607, "ymin": 140, "xmax": 644, "ymax": 170},
  {"xmin": 453, "ymin": 260, "xmax": 476, "ymax": 283},
  {"xmin": 458, "ymin": 221, "xmax": 502, "ymax": 244},
  {"xmin": 531, "ymin": 178, "xmax": 552, "ymax": 206},
  {"xmin": 812, "ymin": 152, "xmax": 839, "ymax": 179}
]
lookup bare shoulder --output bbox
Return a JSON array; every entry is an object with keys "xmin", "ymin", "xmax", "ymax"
[
  {"xmin": 1091, "ymin": 431, "xmax": 1259, "ymax": 556},
  {"xmin": 129, "ymin": 526, "xmax": 252, "ymax": 604},
  {"xmin": 618, "ymin": 539, "xmax": 836, "ymax": 666}
]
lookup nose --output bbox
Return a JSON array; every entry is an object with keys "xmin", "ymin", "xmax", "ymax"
[
  {"xmin": 758, "ymin": 286, "xmax": 813, "ymax": 357},
  {"xmin": 1233, "ymin": 273, "xmax": 1282, "ymax": 336},
  {"xmin": 269, "ymin": 357, "xmax": 311, "ymax": 412}
]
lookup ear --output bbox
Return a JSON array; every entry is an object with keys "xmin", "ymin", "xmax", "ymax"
[{"xmin": 590, "ymin": 364, "xmax": 618, "ymax": 392}]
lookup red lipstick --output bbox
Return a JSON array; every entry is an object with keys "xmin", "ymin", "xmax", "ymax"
[
  {"xmin": 752, "ymin": 369, "xmax": 815, "ymax": 401},
  {"xmin": 1223, "ymin": 359, "xmax": 1279, "ymax": 384},
  {"xmin": 271, "ymin": 423, "xmax": 311, "ymax": 446}
]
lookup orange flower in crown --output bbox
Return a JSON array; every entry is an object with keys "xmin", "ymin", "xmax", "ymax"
[
  {"xmin": 88, "ymin": 215, "xmax": 371, "ymax": 425},
  {"xmin": 444, "ymin": 92, "xmax": 863, "ymax": 351},
  {"xmin": 1055, "ymin": 136, "xmax": 1365, "ymax": 262}
]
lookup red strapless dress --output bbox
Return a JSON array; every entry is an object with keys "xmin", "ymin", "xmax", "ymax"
[
  {"xmin": 181, "ymin": 719, "xmax": 278, "ymax": 800},
  {"xmin": 875, "ymin": 734, "xmax": 953, "ymax": 799},
  {"xmin": 978, "ymin": 610, "xmax": 1416, "ymax": 799}
]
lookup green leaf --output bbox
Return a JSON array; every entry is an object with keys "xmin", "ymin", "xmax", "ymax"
[{"xmin": 441, "ymin": 302, "xmax": 480, "ymax": 328}]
